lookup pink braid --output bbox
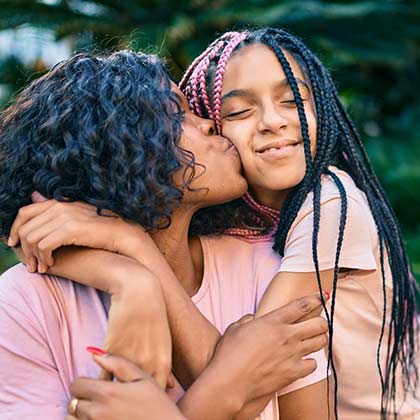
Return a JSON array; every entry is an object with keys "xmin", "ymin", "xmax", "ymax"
[
  {"xmin": 179, "ymin": 32, "xmax": 245, "ymax": 121},
  {"xmin": 224, "ymin": 192, "xmax": 280, "ymax": 242},
  {"xmin": 212, "ymin": 32, "xmax": 248, "ymax": 133},
  {"xmin": 179, "ymin": 32, "xmax": 235, "ymax": 90},
  {"xmin": 180, "ymin": 32, "xmax": 282, "ymax": 242}
]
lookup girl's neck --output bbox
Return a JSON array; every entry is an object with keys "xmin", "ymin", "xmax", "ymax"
[
  {"xmin": 150, "ymin": 207, "xmax": 202, "ymax": 296},
  {"xmin": 249, "ymin": 186, "xmax": 290, "ymax": 211}
]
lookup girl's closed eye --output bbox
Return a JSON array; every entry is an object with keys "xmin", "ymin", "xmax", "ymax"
[{"xmin": 223, "ymin": 108, "xmax": 253, "ymax": 120}]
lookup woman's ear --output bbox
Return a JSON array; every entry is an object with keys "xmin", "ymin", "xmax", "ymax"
[{"xmin": 31, "ymin": 191, "xmax": 47, "ymax": 203}]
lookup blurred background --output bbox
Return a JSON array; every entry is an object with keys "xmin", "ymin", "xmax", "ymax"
[{"xmin": 0, "ymin": 0, "xmax": 419, "ymax": 278}]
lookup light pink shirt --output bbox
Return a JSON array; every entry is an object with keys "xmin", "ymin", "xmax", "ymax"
[
  {"xmin": 275, "ymin": 167, "xmax": 420, "ymax": 419},
  {"xmin": 0, "ymin": 237, "xmax": 326, "ymax": 420},
  {"xmin": 168, "ymin": 235, "xmax": 328, "ymax": 420},
  {"xmin": 0, "ymin": 264, "xmax": 108, "ymax": 419}
]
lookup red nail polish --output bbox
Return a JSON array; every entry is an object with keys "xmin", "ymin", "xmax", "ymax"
[
  {"xmin": 323, "ymin": 290, "xmax": 331, "ymax": 301},
  {"xmin": 86, "ymin": 346, "xmax": 107, "ymax": 356}
]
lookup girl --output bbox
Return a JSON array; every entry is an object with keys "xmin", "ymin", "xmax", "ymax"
[{"xmin": 180, "ymin": 28, "xmax": 420, "ymax": 419}]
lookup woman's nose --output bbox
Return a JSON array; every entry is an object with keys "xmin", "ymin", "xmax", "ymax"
[{"xmin": 198, "ymin": 117, "xmax": 216, "ymax": 136}]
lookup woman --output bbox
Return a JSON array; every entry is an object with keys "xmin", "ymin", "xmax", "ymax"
[{"xmin": 0, "ymin": 50, "xmax": 329, "ymax": 419}]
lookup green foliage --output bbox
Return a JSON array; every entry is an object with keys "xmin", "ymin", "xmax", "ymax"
[
  {"xmin": 0, "ymin": 243, "xmax": 17, "ymax": 274},
  {"xmin": 0, "ymin": 0, "xmax": 419, "ymax": 276}
]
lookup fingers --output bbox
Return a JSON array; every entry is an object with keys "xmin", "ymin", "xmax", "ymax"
[
  {"xmin": 293, "ymin": 316, "xmax": 329, "ymax": 341},
  {"xmin": 17, "ymin": 217, "xmax": 64, "ymax": 270},
  {"xmin": 298, "ymin": 334, "xmax": 328, "ymax": 357},
  {"xmin": 272, "ymin": 293, "xmax": 326, "ymax": 324},
  {"xmin": 297, "ymin": 357, "xmax": 318, "ymax": 378},
  {"xmin": 66, "ymin": 395, "xmax": 97, "ymax": 420},
  {"xmin": 237, "ymin": 313, "xmax": 254, "ymax": 325},
  {"xmin": 8, "ymin": 201, "xmax": 55, "ymax": 247},
  {"xmin": 167, "ymin": 373, "xmax": 176, "ymax": 389},
  {"xmin": 93, "ymin": 354, "xmax": 148, "ymax": 383},
  {"xmin": 70, "ymin": 377, "xmax": 111, "ymax": 401},
  {"xmin": 98, "ymin": 368, "xmax": 113, "ymax": 381}
]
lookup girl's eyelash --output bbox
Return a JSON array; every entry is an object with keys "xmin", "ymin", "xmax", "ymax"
[{"xmin": 227, "ymin": 109, "xmax": 250, "ymax": 117}]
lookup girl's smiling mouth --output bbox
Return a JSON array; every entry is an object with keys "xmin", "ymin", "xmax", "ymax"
[{"xmin": 255, "ymin": 139, "xmax": 302, "ymax": 159}]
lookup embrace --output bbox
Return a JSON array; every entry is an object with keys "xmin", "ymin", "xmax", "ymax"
[{"xmin": 0, "ymin": 28, "xmax": 419, "ymax": 420}]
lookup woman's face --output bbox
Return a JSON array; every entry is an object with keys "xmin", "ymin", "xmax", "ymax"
[
  {"xmin": 172, "ymin": 85, "xmax": 247, "ymax": 208},
  {"xmin": 220, "ymin": 44, "xmax": 317, "ymax": 209}
]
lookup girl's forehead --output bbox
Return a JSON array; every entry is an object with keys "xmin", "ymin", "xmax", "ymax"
[{"xmin": 223, "ymin": 44, "xmax": 306, "ymax": 90}]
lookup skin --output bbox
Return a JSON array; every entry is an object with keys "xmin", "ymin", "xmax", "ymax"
[
  {"xmin": 7, "ymin": 85, "xmax": 330, "ymax": 419},
  {"xmin": 221, "ymin": 45, "xmax": 317, "ymax": 210},
  {"xmin": 219, "ymin": 43, "xmax": 335, "ymax": 418},
  {"xmin": 67, "ymin": 297, "xmax": 328, "ymax": 420}
]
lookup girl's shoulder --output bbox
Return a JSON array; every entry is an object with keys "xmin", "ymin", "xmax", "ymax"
[
  {"xmin": 299, "ymin": 166, "xmax": 370, "ymax": 219},
  {"xmin": 321, "ymin": 166, "xmax": 367, "ymax": 203}
]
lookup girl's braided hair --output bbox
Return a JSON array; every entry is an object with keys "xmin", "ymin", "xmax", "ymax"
[{"xmin": 181, "ymin": 28, "xmax": 419, "ymax": 419}]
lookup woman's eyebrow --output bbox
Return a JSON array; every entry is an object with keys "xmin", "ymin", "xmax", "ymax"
[{"xmin": 222, "ymin": 77, "xmax": 310, "ymax": 103}]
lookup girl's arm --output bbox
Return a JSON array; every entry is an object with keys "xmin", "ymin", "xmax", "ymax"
[
  {"xmin": 255, "ymin": 270, "xmax": 334, "ymax": 420},
  {"xmin": 10, "ymin": 199, "xmax": 330, "ymax": 419},
  {"xmin": 69, "ymin": 297, "xmax": 329, "ymax": 420},
  {"xmin": 8, "ymin": 198, "xmax": 221, "ymax": 387}
]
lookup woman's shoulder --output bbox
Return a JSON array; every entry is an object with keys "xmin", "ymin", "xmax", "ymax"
[{"xmin": 0, "ymin": 263, "xmax": 103, "ymax": 320}]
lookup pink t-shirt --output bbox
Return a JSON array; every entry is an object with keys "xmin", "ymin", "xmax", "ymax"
[
  {"xmin": 168, "ymin": 235, "xmax": 328, "ymax": 419},
  {"xmin": 0, "ymin": 238, "xmax": 326, "ymax": 420},
  {"xmin": 275, "ymin": 167, "xmax": 420, "ymax": 419},
  {"xmin": 0, "ymin": 264, "xmax": 108, "ymax": 419}
]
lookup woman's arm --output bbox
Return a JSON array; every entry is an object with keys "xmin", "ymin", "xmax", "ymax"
[{"xmin": 255, "ymin": 271, "xmax": 334, "ymax": 420}]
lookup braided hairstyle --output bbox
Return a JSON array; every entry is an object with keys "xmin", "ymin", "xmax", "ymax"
[{"xmin": 181, "ymin": 28, "xmax": 419, "ymax": 418}]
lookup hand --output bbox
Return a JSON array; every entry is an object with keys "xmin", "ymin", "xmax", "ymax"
[
  {"xmin": 102, "ymin": 261, "xmax": 172, "ymax": 389},
  {"xmin": 66, "ymin": 354, "xmax": 185, "ymax": 420},
  {"xmin": 8, "ymin": 192, "xmax": 145, "ymax": 273},
  {"xmin": 210, "ymin": 293, "xmax": 328, "ymax": 405}
]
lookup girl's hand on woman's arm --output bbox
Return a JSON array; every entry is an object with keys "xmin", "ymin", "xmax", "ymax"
[
  {"xmin": 67, "ymin": 295, "xmax": 329, "ymax": 420},
  {"xmin": 8, "ymin": 194, "xmax": 144, "ymax": 273}
]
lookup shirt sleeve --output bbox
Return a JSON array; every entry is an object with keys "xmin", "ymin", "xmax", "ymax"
[
  {"xmin": 279, "ymin": 194, "xmax": 378, "ymax": 273},
  {"xmin": 0, "ymin": 275, "xmax": 68, "ymax": 419},
  {"xmin": 277, "ymin": 348, "xmax": 329, "ymax": 396}
]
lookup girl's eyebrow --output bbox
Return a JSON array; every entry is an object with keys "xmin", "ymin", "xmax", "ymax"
[{"xmin": 221, "ymin": 77, "xmax": 309, "ymax": 103}]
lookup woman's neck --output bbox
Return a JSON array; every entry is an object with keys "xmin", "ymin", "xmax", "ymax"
[{"xmin": 150, "ymin": 207, "xmax": 202, "ymax": 297}]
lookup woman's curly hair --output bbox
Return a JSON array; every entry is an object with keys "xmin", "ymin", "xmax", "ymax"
[{"xmin": 0, "ymin": 50, "xmax": 196, "ymax": 237}]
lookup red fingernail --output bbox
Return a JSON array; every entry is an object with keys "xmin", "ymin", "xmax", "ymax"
[
  {"xmin": 323, "ymin": 291, "xmax": 331, "ymax": 301},
  {"xmin": 86, "ymin": 346, "xmax": 107, "ymax": 356}
]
